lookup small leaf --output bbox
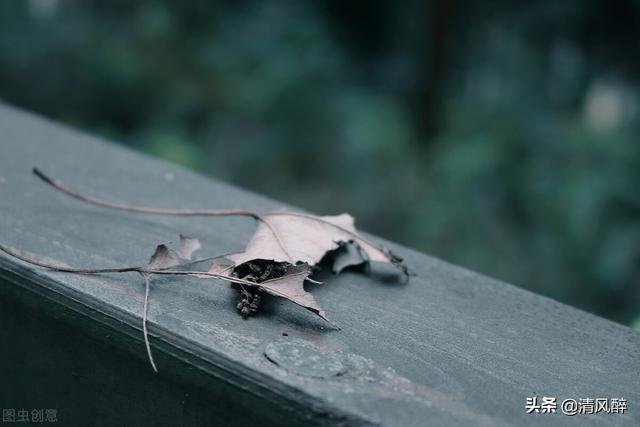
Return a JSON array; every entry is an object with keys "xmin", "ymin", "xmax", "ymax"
[{"xmin": 147, "ymin": 244, "xmax": 180, "ymax": 269}]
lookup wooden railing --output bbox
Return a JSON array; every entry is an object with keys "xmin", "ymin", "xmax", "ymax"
[{"xmin": 0, "ymin": 104, "xmax": 638, "ymax": 426}]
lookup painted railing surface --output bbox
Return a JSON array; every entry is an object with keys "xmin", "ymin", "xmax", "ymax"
[{"xmin": 0, "ymin": 104, "xmax": 638, "ymax": 427}]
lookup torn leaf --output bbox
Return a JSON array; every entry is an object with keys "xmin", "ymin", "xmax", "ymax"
[{"xmin": 329, "ymin": 240, "xmax": 368, "ymax": 274}]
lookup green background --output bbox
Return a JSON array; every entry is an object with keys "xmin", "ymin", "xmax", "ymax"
[{"xmin": 1, "ymin": 0, "xmax": 638, "ymax": 329}]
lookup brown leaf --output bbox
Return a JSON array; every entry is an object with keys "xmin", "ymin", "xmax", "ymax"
[
  {"xmin": 148, "ymin": 244, "xmax": 179, "ymax": 269},
  {"xmin": 229, "ymin": 212, "xmax": 389, "ymax": 268},
  {"xmin": 255, "ymin": 263, "xmax": 327, "ymax": 320}
]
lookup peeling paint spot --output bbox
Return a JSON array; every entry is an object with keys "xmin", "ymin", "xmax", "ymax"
[{"xmin": 264, "ymin": 338, "xmax": 346, "ymax": 379}]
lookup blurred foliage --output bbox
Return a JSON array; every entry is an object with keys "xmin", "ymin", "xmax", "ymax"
[{"xmin": 1, "ymin": 0, "xmax": 639, "ymax": 326}]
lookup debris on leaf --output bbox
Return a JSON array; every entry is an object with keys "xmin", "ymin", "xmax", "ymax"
[
  {"xmin": 236, "ymin": 289, "xmax": 262, "ymax": 318},
  {"xmin": 233, "ymin": 259, "xmax": 289, "ymax": 283}
]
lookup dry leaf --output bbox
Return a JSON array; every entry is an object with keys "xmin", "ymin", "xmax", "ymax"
[
  {"xmin": 229, "ymin": 212, "xmax": 390, "ymax": 268},
  {"xmin": 23, "ymin": 169, "xmax": 410, "ymax": 326}
]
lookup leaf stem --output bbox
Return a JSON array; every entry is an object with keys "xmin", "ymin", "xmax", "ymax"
[
  {"xmin": 0, "ymin": 243, "xmax": 263, "ymax": 287},
  {"xmin": 32, "ymin": 168, "xmax": 295, "ymax": 262},
  {"xmin": 140, "ymin": 272, "xmax": 158, "ymax": 373},
  {"xmin": 33, "ymin": 168, "xmax": 260, "ymax": 219}
]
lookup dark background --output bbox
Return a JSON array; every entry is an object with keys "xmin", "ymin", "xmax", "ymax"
[{"xmin": 1, "ymin": 0, "xmax": 639, "ymax": 329}]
